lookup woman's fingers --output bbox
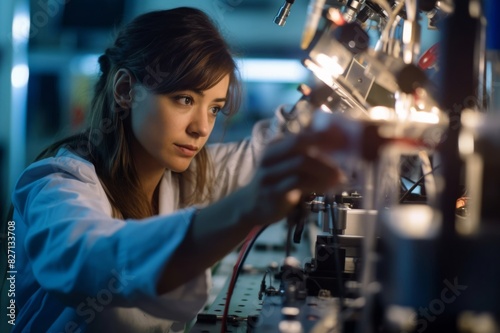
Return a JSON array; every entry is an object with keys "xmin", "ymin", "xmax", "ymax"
[{"xmin": 249, "ymin": 124, "xmax": 349, "ymax": 224}]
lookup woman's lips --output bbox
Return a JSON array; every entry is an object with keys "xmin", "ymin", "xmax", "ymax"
[{"xmin": 174, "ymin": 144, "xmax": 198, "ymax": 157}]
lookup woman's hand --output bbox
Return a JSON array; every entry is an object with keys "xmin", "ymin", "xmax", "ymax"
[
  {"xmin": 157, "ymin": 123, "xmax": 348, "ymax": 294},
  {"xmin": 239, "ymin": 125, "xmax": 348, "ymax": 226}
]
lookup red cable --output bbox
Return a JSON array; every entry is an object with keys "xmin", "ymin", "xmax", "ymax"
[{"xmin": 220, "ymin": 226, "xmax": 262, "ymax": 333}]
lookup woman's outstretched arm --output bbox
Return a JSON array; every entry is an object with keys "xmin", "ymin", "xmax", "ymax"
[{"xmin": 157, "ymin": 125, "xmax": 347, "ymax": 293}]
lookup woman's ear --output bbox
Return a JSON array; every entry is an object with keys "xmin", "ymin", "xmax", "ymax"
[{"xmin": 113, "ymin": 69, "xmax": 134, "ymax": 108}]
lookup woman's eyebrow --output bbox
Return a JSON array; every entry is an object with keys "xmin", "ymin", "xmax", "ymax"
[
  {"xmin": 213, "ymin": 97, "xmax": 227, "ymax": 103},
  {"xmin": 192, "ymin": 90, "xmax": 227, "ymax": 103}
]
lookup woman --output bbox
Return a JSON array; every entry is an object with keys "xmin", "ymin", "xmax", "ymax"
[{"xmin": 9, "ymin": 7, "xmax": 345, "ymax": 333}]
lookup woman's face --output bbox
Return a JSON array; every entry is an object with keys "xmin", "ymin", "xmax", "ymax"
[{"xmin": 130, "ymin": 74, "xmax": 230, "ymax": 173}]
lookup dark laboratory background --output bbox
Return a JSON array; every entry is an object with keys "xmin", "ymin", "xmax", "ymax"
[
  {"xmin": 0, "ymin": 0, "xmax": 442, "ymax": 218},
  {"xmin": 0, "ymin": 0, "xmax": 311, "ymax": 212}
]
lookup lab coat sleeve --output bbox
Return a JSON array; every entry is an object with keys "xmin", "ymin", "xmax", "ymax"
[
  {"xmin": 12, "ymin": 154, "xmax": 208, "ymax": 322},
  {"xmin": 208, "ymin": 107, "xmax": 286, "ymax": 200}
]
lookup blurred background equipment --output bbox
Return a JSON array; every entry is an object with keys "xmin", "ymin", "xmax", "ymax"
[
  {"xmin": 190, "ymin": 0, "xmax": 500, "ymax": 332},
  {"xmin": 0, "ymin": 0, "xmax": 314, "ymax": 212},
  {"xmin": 1, "ymin": 1, "xmax": 500, "ymax": 332}
]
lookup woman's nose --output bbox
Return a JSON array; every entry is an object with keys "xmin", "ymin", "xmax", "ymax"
[{"xmin": 187, "ymin": 108, "xmax": 210, "ymax": 138}]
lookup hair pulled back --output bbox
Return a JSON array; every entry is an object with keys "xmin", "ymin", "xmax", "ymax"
[{"xmin": 42, "ymin": 7, "xmax": 241, "ymax": 219}]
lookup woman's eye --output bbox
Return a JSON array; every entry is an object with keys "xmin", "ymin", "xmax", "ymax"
[
  {"xmin": 210, "ymin": 106, "xmax": 222, "ymax": 116},
  {"xmin": 175, "ymin": 95, "xmax": 193, "ymax": 105}
]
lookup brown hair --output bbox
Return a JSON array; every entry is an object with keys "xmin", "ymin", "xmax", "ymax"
[{"xmin": 38, "ymin": 7, "xmax": 241, "ymax": 219}]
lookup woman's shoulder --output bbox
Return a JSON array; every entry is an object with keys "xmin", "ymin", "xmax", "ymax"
[
  {"xmin": 12, "ymin": 147, "xmax": 113, "ymax": 217},
  {"xmin": 18, "ymin": 148, "xmax": 99, "ymax": 185},
  {"xmin": 53, "ymin": 147, "xmax": 94, "ymax": 168}
]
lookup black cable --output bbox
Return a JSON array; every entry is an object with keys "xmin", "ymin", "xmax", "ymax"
[
  {"xmin": 400, "ymin": 175, "xmax": 418, "ymax": 192},
  {"xmin": 258, "ymin": 268, "xmax": 279, "ymax": 301},
  {"xmin": 401, "ymin": 175, "xmax": 416, "ymax": 186},
  {"xmin": 258, "ymin": 271, "xmax": 268, "ymax": 300},
  {"xmin": 234, "ymin": 225, "xmax": 270, "ymax": 278},
  {"xmin": 400, "ymin": 179, "xmax": 409, "ymax": 192},
  {"xmin": 285, "ymin": 203, "xmax": 306, "ymax": 257},
  {"xmin": 399, "ymin": 165, "xmax": 440, "ymax": 203}
]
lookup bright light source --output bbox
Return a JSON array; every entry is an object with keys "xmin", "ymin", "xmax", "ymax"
[
  {"xmin": 315, "ymin": 53, "xmax": 345, "ymax": 78},
  {"xmin": 459, "ymin": 131, "xmax": 475, "ymax": 155},
  {"xmin": 402, "ymin": 21, "xmax": 413, "ymax": 44},
  {"xmin": 387, "ymin": 205, "xmax": 439, "ymax": 238},
  {"xmin": 402, "ymin": 208, "xmax": 434, "ymax": 235},
  {"xmin": 278, "ymin": 320, "xmax": 302, "ymax": 333},
  {"xmin": 369, "ymin": 106, "xmax": 394, "ymax": 120},
  {"xmin": 327, "ymin": 8, "xmax": 346, "ymax": 25},
  {"xmin": 12, "ymin": 12, "xmax": 30, "ymax": 42},
  {"xmin": 320, "ymin": 104, "xmax": 333, "ymax": 113},
  {"xmin": 71, "ymin": 56, "xmax": 310, "ymax": 82},
  {"xmin": 11, "ymin": 64, "xmax": 29, "ymax": 88},
  {"xmin": 304, "ymin": 59, "xmax": 334, "ymax": 86},
  {"xmin": 237, "ymin": 58, "xmax": 309, "ymax": 83},
  {"xmin": 281, "ymin": 307, "xmax": 300, "ymax": 316},
  {"xmin": 409, "ymin": 111, "xmax": 440, "ymax": 124}
]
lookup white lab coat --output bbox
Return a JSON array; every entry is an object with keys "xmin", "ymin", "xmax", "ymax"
[{"xmin": 11, "ymin": 118, "xmax": 278, "ymax": 333}]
